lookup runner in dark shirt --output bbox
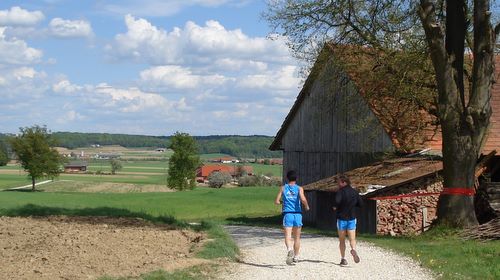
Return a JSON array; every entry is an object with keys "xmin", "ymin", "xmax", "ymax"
[{"xmin": 333, "ymin": 174, "xmax": 363, "ymax": 265}]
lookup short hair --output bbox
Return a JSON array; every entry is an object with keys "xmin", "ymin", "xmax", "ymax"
[
  {"xmin": 337, "ymin": 174, "xmax": 351, "ymax": 185},
  {"xmin": 286, "ymin": 170, "xmax": 297, "ymax": 182}
]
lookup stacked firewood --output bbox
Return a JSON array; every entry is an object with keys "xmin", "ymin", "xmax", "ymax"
[
  {"xmin": 462, "ymin": 216, "xmax": 500, "ymax": 240},
  {"xmin": 376, "ymin": 178, "xmax": 443, "ymax": 236}
]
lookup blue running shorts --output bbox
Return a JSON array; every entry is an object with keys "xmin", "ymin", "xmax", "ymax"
[
  {"xmin": 283, "ymin": 213, "xmax": 303, "ymax": 227},
  {"xmin": 337, "ymin": 218, "xmax": 357, "ymax": 231}
]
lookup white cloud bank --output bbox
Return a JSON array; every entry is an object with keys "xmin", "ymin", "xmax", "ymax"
[
  {"xmin": 108, "ymin": 15, "xmax": 292, "ymax": 65},
  {"xmin": 0, "ymin": 6, "xmax": 44, "ymax": 26},
  {"xmin": 0, "ymin": 27, "xmax": 42, "ymax": 65}
]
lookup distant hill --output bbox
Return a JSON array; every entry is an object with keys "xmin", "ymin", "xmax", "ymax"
[{"xmin": 49, "ymin": 132, "xmax": 281, "ymax": 158}]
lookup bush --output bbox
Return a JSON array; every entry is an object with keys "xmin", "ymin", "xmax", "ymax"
[
  {"xmin": 208, "ymin": 171, "xmax": 232, "ymax": 188},
  {"xmin": 238, "ymin": 175, "xmax": 281, "ymax": 187},
  {"xmin": 0, "ymin": 149, "xmax": 8, "ymax": 166}
]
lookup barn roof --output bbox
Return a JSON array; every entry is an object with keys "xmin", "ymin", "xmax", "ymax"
[
  {"xmin": 270, "ymin": 43, "xmax": 500, "ymax": 154},
  {"xmin": 64, "ymin": 161, "xmax": 88, "ymax": 168},
  {"xmin": 302, "ymin": 157, "xmax": 442, "ymax": 195}
]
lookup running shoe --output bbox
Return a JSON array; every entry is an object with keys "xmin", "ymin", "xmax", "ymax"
[
  {"xmin": 286, "ymin": 250, "xmax": 294, "ymax": 265},
  {"xmin": 351, "ymin": 249, "xmax": 360, "ymax": 263}
]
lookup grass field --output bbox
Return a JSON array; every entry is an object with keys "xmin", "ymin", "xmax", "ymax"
[
  {"xmin": 0, "ymin": 187, "xmax": 280, "ymax": 221},
  {"xmin": 247, "ymin": 163, "xmax": 282, "ymax": 177},
  {"xmin": 0, "ymin": 174, "xmax": 32, "ymax": 190}
]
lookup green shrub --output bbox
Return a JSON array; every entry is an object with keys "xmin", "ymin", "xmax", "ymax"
[
  {"xmin": 208, "ymin": 171, "xmax": 232, "ymax": 188},
  {"xmin": 238, "ymin": 175, "xmax": 281, "ymax": 187}
]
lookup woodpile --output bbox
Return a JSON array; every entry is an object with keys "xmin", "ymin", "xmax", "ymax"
[
  {"xmin": 462, "ymin": 216, "xmax": 500, "ymax": 240},
  {"xmin": 376, "ymin": 178, "xmax": 443, "ymax": 236}
]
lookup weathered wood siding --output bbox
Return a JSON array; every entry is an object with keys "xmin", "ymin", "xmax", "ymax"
[{"xmin": 281, "ymin": 57, "xmax": 394, "ymax": 186}]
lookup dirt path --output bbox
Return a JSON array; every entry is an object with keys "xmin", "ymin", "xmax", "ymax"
[
  {"xmin": 6, "ymin": 180, "xmax": 52, "ymax": 190},
  {"xmin": 220, "ymin": 226, "xmax": 434, "ymax": 280}
]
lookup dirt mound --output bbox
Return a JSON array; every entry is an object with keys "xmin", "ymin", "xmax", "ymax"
[
  {"xmin": 0, "ymin": 216, "xmax": 206, "ymax": 279},
  {"xmin": 39, "ymin": 181, "xmax": 174, "ymax": 193}
]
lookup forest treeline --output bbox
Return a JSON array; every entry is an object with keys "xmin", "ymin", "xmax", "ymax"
[{"xmin": 0, "ymin": 132, "xmax": 281, "ymax": 158}]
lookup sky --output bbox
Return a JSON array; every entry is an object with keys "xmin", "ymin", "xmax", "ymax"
[{"xmin": 0, "ymin": 0, "xmax": 302, "ymax": 136}]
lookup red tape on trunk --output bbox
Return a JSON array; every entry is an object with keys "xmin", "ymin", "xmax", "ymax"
[{"xmin": 441, "ymin": 187, "xmax": 476, "ymax": 196}]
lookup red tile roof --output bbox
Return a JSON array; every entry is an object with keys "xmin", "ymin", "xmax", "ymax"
[{"xmin": 196, "ymin": 165, "xmax": 253, "ymax": 177}]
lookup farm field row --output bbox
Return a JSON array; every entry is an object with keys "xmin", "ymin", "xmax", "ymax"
[{"xmin": 0, "ymin": 186, "xmax": 280, "ymax": 221}]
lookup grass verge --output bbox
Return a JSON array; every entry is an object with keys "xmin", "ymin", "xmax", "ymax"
[
  {"xmin": 196, "ymin": 220, "xmax": 239, "ymax": 261},
  {"xmin": 98, "ymin": 264, "xmax": 217, "ymax": 280},
  {"xmin": 361, "ymin": 226, "xmax": 500, "ymax": 280}
]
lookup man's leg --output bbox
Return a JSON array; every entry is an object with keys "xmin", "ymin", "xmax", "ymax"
[
  {"xmin": 338, "ymin": 229, "xmax": 347, "ymax": 260},
  {"xmin": 347, "ymin": 229, "xmax": 357, "ymax": 251},
  {"xmin": 347, "ymin": 229, "xmax": 360, "ymax": 263},
  {"xmin": 292, "ymin": 226, "xmax": 302, "ymax": 257},
  {"xmin": 284, "ymin": 226, "xmax": 294, "ymax": 265},
  {"xmin": 284, "ymin": 226, "xmax": 293, "ymax": 251}
]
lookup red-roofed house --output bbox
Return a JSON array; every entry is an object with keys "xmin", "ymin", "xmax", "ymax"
[{"xmin": 196, "ymin": 165, "xmax": 254, "ymax": 182}]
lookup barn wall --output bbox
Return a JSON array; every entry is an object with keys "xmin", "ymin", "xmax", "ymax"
[{"xmin": 280, "ymin": 57, "xmax": 394, "ymax": 186}]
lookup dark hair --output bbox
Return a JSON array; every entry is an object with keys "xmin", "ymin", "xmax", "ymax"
[
  {"xmin": 286, "ymin": 170, "xmax": 297, "ymax": 182},
  {"xmin": 337, "ymin": 174, "xmax": 351, "ymax": 185}
]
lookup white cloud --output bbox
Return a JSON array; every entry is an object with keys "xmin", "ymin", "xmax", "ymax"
[
  {"xmin": 56, "ymin": 110, "xmax": 85, "ymax": 124},
  {"xmin": 49, "ymin": 18, "xmax": 93, "ymax": 38},
  {"xmin": 109, "ymin": 15, "xmax": 292, "ymax": 65},
  {"xmin": 237, "ymin": 65, "xmax": 301, "ymax": 92},
  {"xmin": 140, "ymin": 65, "xmax": 228, "ymax": 89},
  {"xmin": 0, "ymin": 27, "xmax": 43, "ymax": 65},
  {"xmin": 94, "ymin": 84, "xmax": 180, "ymax": 113},
  {"xmin": 0, "ymin": 6, "xmax": 44, "ymax": 26},
  {"xmin": 52, "ymin": 79, "xmax": 83, "ymax": 94}
]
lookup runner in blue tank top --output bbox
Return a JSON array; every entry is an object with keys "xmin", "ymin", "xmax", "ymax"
[{"xmin": 275, "ymin": 170, "xmax": 310, "ymax": 265}]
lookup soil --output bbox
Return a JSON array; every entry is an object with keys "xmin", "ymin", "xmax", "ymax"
[
  {"xmin": 38, "ymin": 181, "xmax": 174, "ymax": 193},
  {"xmin": 0, "ymin": 216, "xmax": 207, "ymax": 280}
]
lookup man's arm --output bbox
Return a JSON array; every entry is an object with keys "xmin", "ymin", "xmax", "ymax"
[
  {"xmin": 274, "ymin": 186, "xmax": 283, "ymax": 205},
  {"xmin": 299, "ymin": 187, "xmax": 310, "ymax": 211}
]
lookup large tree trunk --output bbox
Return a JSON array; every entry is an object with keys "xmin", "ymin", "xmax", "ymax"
[
  {"xmin": 32, "ymin": 177, "xmax": 36, "ymax": 192},
  {"xmin": 419, "ymin": 0, "xmax": 495, "ymax": 227}
]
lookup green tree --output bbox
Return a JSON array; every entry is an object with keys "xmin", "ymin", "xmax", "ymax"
[
  {"xmin": 110, "ymin": 159, "xmax": 123, "ymax": 175},
  {"xmin": 167, "ymin": 132, "xmax": 200, "ymax": 190},
  {"xmin": 0, "ymin": 140, "xmax": 8, "ymax": 166},
  {"xmin": 266, "ymin": 0, "xmax": 499, "ymax": 227},
  {"xmin": 10, "ymin": 125, "xmax": 64, "ymax": 191},
  {"xmin": 208, "ymin": 171, "xmax": 233, "ymax": 188}
]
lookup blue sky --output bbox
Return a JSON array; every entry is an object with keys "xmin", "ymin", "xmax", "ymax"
[{"xmin": 0, "ymin": 0, "xmax": 301, "ymax": 136}]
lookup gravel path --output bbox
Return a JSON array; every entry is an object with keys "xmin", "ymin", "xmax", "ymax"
[{"xmin": 220, "ymin": 226, "xmax": 434, "ymax": 280}]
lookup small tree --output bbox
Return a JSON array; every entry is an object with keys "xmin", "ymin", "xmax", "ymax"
[
  {"xmin": 10, "ymin": 125, "xmax": 64, "ymax": 191},
  {"xmin": 0, "ymin": 140, "xmax": 8, "ymax": 166},
  {"xmin": 110, "ymin": 159, "xmax": 122, "ymax": 175},
  {"xmin": 235, "ymin": 165, "xmax": 248, "ymax": 178},
  {"xmin": 208, "ymin": 171, "xmax": 232, "ymax": 188},
  {"xmin": 167, "ymin": 132, "xmax": 200, "ymax": 190}
]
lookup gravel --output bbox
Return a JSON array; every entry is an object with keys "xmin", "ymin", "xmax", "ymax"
[{"xmin": 220, "ymin": 226, "xmax": 435, "ymax": 280}]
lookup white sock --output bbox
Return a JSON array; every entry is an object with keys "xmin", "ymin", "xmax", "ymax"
[{"xmin": 287, "ymin": 247, "xmax": 292, "ymax": 252}]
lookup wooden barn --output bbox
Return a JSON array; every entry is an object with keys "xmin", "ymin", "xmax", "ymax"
[
  {"xmin": 64, "ymin": 161, "xmax": 88, "ymax": 173},
  {"xmin": 270, "ymin": 44, "xmax": 500, "ymax": 234}
]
